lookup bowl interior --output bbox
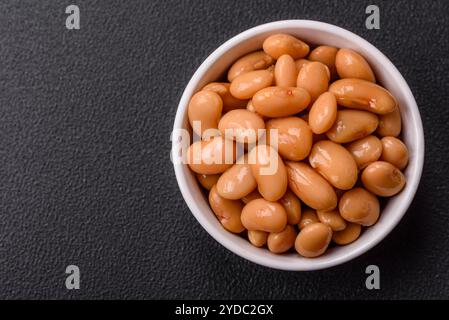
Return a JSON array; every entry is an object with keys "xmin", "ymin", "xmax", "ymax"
[{"xmin": 173, "ymin": 20, "xmax": 424, "ymax": 270}]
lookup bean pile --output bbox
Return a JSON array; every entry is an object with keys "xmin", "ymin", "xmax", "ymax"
[{"xmin": 186, "ymin": 33, "xmax": 408, "ymax": 258}]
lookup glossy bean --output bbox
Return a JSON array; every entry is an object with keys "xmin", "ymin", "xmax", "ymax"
[
  {"xmin": 295, "ymin": 223, "xmax": 332, "ymax": 258},
  {"xmin": 335, "ymin": 48, "xmax": 376, "ymax": 82},
  {"xmin": 218, "ymin": 109, "xmax": 265, "ymax": 144},
  {"xmin": 347, "ymin": 135, "xmax": 383, "ymax": 169},
  {"xmin": 309, "ymin": 140, "xmax": 358, "ymax": 190},
  {"xmin": 228, "ymin": 51, "xmax": 275, "ymax": 81},
  {"xmin": 332, "ymin": 222, "xmax": 361, "ymax": 245},
  {"xmin": 241, "ymin": 189, "xmax": 263, "ymax": 204},
  {"xmin": 326, "ymin": 110, "xmax": 379, "ymax": 143},
  {"xmin": 329, "ymin": 78, "xmax": 397, "ymax": 114},
  {"xmin": 361, "ymin": 161, "xmax": 406, "ymax": 197},
  {"xmin": 274, "ymin": 54, "xmax": 298, "ymax": 87},
  {"xmin": 286, "ymin": 161, "xmax": 337, "ymax": 211},
  {"xmin": 296, "ymin": 61, "xmax": 330, "ymax": 102},
  {"xmin": 187, "ymin": 136, "xmax": 236, "ymax": 174},
  {"xmin": 268, "ymin": 225, "xmax": 297, "ymax": 253},
  {"xmin": 209, "ymin": 185, "xmax": 245, "ymax": 233},
  {"xmin": 249, "ymin": 145, "xmax": 288, "ymax": 201},
  {"xmin": 263, "ymin": 34, "xmax": 310, "ymax": 59},
  {"xmin": 308, "ymin": 45, "xmax": 338, "ymax": 79},
  {"xmin": 265, "ymin": 117, "xmax": 313, "ymax": 161},
  {"xmin": 377, "ymin": 106, "xmax": 402, "ymax": 137},
  {"xmin": 295, "ymin": 58, "xmax": 311, "ymax": 72},
  {"xmin": 241, "ymin": 198, "xmax": 287, "ymax": 232},
  {"xmin": 380, "ymin": 136, "xmax": 409, "ymax": 170},
  {"xmin": 248, "ymin": 230, "xmax": 268, "ymax": 247},
  {"xmin": 279, "ymin": 189, "xmax": 302, "ymax": 225},
  {"xmin": 298, "ymin": 207, "xmax": 319, "ymax": 230},
  {"xmin": 196, "ymin": 173, "xmax": 220, "ymax": 190},
  {"xmin": 188, "ymin": 90, "xmax": 223, "ymax": 136},
  {"xmin": 308, "ymin": 92, "xmax": 337, "ymax": 134},
  {"xmin": 317, "ymin": 210, "xmax": 347, "ymax": 231},
  {"xmin": 216, "ymin": 156, "xmax": 257, "ymax": 200},
  {"xmin": 339, "ymin": 188, "xmax": 380, "ymax": 226},
  {"xmin": 252, "ymin": 86, "xmax": 310, "ymax": 117},
  {"xmin": 230, "ymin": 70, "xmax": 273, "ymax": 99},
  {"xmin": 203, "ymin": 82, "xmax": 247, "ymax": 112}
]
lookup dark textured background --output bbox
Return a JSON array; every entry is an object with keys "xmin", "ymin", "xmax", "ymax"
[{"xmin": 0, "ymin": 0, "xmax": 448, "ymax": 299}]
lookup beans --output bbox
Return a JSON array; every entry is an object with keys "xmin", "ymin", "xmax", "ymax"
[
  {"xmin": 275, "ymin": 54, "xmax": 298, "ymax": 87},
  {"xmin": 335, "ymin": 48, "xmax": 376, "ymax": 82},
  {"xmin": 339, "ymin": 188, "xmax": 380, "ymax": 226},
  {"xmin": 295, "ymin": 223, "xmax": 332, "ymax": 258},
  {"xmin": 216, "ymin": 157, "xmax": 257, "ymax": 200},
  {"xmin": 380, "ymin": 136, "xmax": 409, "ymax": 170},
  {"xmin": 209, "ymin": 185, "xmax": 245, "ymax": 233},
  {"xmin": 218, "ymin": 109, "xmax": 265, "ymax": 144},
  {"xmin": 228, "ymin": 51, "xmax": 275, "ymax": 81},
  {"xmin": 241, "ymin": 189, "xmax": 263, "ymax": 204},
  {"xmin": 309, "ymin": 140, "xmax": 358, "ymax": 190},
  {"xmin": 268, "ymin": 225, "xmax": 297, "ymax": 253},
  {"xmin": 332, "ymin": 223, "xmax": 361, "ymax": 245},
  {"xmin": 286, "ymin": 161, "xmax": 337, "ymax": 211},
  {"xmin": 298, "ymin": 207, "xmax": 319, "ymax": 230},
  {"xmin": 187, "ymin": 136, "xmax": 236, "ymax": 174},
  {"xmin": 203, "ymin": 82, "xmax": 247, "ymax": 112},
  {"xmin": 317, "ymin": 210, "xmax": 347, "ymax": 231},
  {"xmin": 309, "ymin": 46, "xmax": 338, "ymax": 80},
  {"xmin": 252, "ymin": 86, "xmax": 311, "ymax": 118},
  {"xmin": 248, "ymin": 230, "xmax": 268, "ymax": 247},
  {"xmin": 377, "ymin": 107, "xmax": 402, "ymax": 137},
  {"xmin": 241, "ymin": 198, "xmax": 287, "ymax": 232},
  {"xmin": 326, "ymin": 110, "xmax": 379, "ymax": 143},
  {"xmin": 329, "ymin": 79, "xmax": 397, "ymax": 114},
  {"xmin": 362, "ymin": 161, "xmax": 406, "ymax": 196},
  {"xmin": 188, "ymin": 90, "xmax": 223, "ymax": 136},
  {"xmin": 185, "ymin": 34, "xmax": 409, "ymax": 259},
  {"xmin": 249, "ymin": 145, "xmax": 288, "ymax": 201},
  {"xmin": 263, "ymin": 34, "xmax": 309, "ymax": 59},
  {"xmin": 230, "ymin": 70, "xmax": 274, "ymax": 99},
  {"xmin": 347, "ymin": 135, "xmax": 383, "ymax": 169},
  {"xmin": 279, "ymin": 189, "xmax": 302, "ymax": 225},
  {"xmin": 197, "ymin": 173, "xmax": 220, "ymax": 190},
  {"xmin": 296, "ymin": 61, "xmax": 330, "ymax": 102},
  {"xmin": 308, "ymin": 92, "xmax": 337, "ymax": 134},
  {"xmin": 266, "ymin": 117, "xmax": 313, "ymax": 161},
  {"xmin": 295, "ymin": 58, "xmax": 311, "ymax": 72}
]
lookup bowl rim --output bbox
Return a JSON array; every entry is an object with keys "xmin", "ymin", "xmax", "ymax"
[{"xmin": 172, "ymin": 19, "xmax": 425, "ymax": 271}]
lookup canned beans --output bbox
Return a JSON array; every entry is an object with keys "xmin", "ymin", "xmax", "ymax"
[
  {"xmin": 326, "ymin": 110, "xmax": 379, "ymax": 143},
  {"xmin": 266, "ymin": 117, "xmax": 313, "ymax": 161},
  {"xmin": 248, "ymin": 230, "xmax": 268, "ymax": 247},
  {"xmin": 230, "ymin": 70, "xmax": 274, "ymax": 99},
  {"xmin": 347, "ymin": 135, "xmax": 383, "ymax": 169},
  {"xmin": 297, "ymin": 61, "xmax": 330, "ymax": 102},
  {"xmin": 380, "ymin": 136, "xmax": 409, "ymax": 170},
  {"xmin": 268, "ymin": 225, "xmax": 297, "ymax": 253},
  {"xmin": 228, "ymin": 51, "xmax": 275, "ymax": 82},
  {"xmin": 308, "ymin": 92, "xmax": 337, "ymax": 134},
  {"xmin": 263, "ymin": 34, "xmax": 310, "ymax": 59},
  {"xmin": 335, "ymin": 48, "xmax": 376, "ymax": 82},
  {"xmin": 185, "ymin": 33, "xmax": 410, "ymax": 258},
  {"xmin": 241, "ymin": 198, "xmax": 287, "ymax": 233},
  {"xmin": 275, "ymin": 54, "xmax": 298, "ymax": 87},
  {"xmin": 298, "ymin": 207, "xmax": 319, "ymax": 230},
  {"xmin": 309, "ymin": 45, "xmax": 338, "ymax": 80},
  {"xmin": 329, "ymin": 79, "xmax": 397, "ymax": 114}
]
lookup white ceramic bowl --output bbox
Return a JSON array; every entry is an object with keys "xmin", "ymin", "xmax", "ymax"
[{"xmin": 172, "ymin": 20, "xmax": 424, "ymax": 271}]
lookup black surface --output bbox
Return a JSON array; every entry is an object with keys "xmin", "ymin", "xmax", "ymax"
[{"xmin": 0, "ymin": 0, "xmax": 448, "ymax": 299}]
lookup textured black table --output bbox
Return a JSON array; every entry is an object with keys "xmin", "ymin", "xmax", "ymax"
[{"xmin": 0, "ymin": 0, "xmax": 448, "ymax": 299}]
